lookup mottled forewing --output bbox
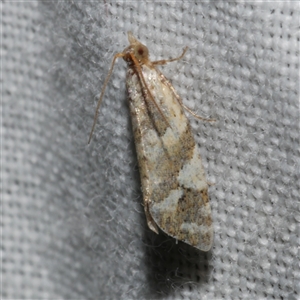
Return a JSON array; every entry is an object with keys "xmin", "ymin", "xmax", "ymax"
[{"xmin": 126, "ymin": 65, "xmax": 213, "ymax": 251}]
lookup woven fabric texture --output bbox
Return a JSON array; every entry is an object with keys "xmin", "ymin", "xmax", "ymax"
[{"xmin": 3, "ymin": 2, "xmax": 299, "ymax": 299}]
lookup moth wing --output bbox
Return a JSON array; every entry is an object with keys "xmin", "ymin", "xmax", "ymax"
[{"xmin": 127, "ymin": 65, "xmax": 213, "ymax": 251}]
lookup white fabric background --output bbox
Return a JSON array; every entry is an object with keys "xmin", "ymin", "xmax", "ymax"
[{"xmin": 2, "ymin": 1, "xmax": 299, "ymax": 299}]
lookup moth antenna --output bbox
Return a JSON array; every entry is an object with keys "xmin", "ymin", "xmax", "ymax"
[{"xmin": 88, "ymin": 52, "xmax": 124, "ymax": 144}]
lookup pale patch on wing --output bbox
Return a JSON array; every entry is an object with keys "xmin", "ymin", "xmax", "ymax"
[
  {"xmin": 178, "ymin": 146, "xmax": 207, "ymax": 190},
  {"xmin": 161, "ymin": 126, "xmax": 181, "ymax": 149},
  {"xmin": 151, "ymin": 189, "xmax": 183, "ymax": 215}
]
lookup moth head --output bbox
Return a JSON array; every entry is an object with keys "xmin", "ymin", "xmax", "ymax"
[{"xmin": 123, "ymin": 31, "xmax": 149, "ymax": 65}]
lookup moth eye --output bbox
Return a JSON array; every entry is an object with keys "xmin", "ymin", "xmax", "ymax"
[
  {"xmin": 138, "ymin": 48, "xmax": 144, "ymax": 56},
  {"xmin": 135, "ymin": 45, "xmax": 148, "ymax": 60}
]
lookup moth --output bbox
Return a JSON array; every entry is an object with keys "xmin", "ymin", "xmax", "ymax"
[{"xmin": 89, "ymin": 32, "xmax": 214, "ymax": 251}]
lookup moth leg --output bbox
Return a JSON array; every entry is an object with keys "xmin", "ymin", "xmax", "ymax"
[
  {"xmin": 181, "ymin": 103, "xmax": 216, "ymax": 122},
  {"xmin": 152, "ymin": 47, "xmax": 188, "ymax": 66},
  {"xmin": 144, "ymin": 198, "xmax": 159, "ymax": 234}
]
